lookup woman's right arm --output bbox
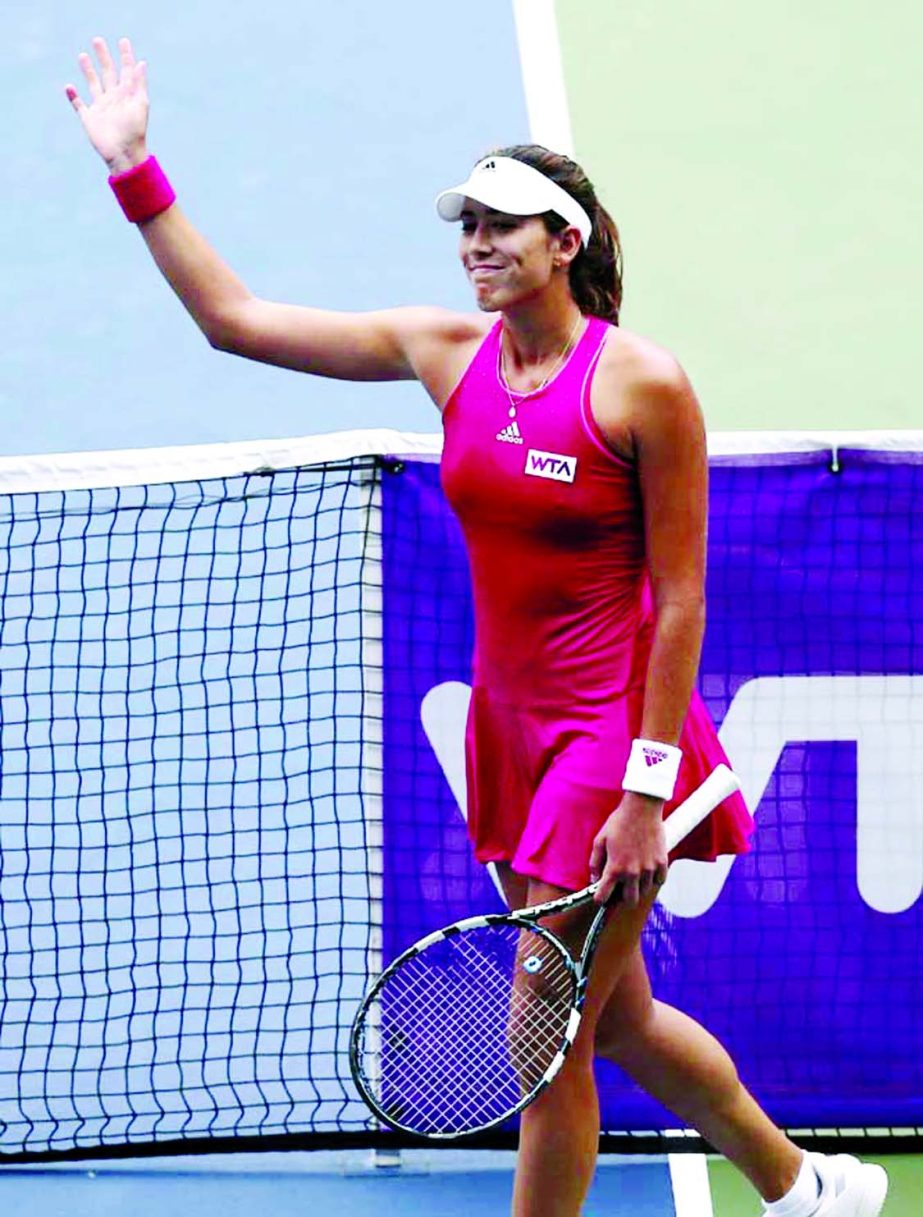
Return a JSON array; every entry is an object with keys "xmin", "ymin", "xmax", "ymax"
[{"xmin": 66, "ymin": 36, "xmax": 448, "ymax": 384}]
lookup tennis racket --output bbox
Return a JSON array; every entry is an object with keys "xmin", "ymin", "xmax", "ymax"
[{"xmin": 350, "ymin": 763, "xmax": 740, "ymax": 1139}]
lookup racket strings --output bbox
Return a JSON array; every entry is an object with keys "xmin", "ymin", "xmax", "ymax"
[
  {"xmin": 379, "ymin": 969, "xmax": 566, "ymax": 1100},
  {"xmin": 355, "ymin": 922, "xmax": 575, "ymax": 1134},
  {"xmin": 366, "ymin": 983, "xmax": 554, "ymax": 1131}
]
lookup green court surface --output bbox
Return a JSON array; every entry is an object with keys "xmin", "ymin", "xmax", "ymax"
[
  {"xmin": 710, "ymin": 1154, "xmax": 919, "ymax": 1215},
  {"xmin": 554, "ymin": 0, "xmax": 922, "ymax": 431}
]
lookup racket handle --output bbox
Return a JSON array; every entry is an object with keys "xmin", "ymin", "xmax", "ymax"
[{"xmin": 663, "ymin": 763, "xmax": 741, "ymax": 852}]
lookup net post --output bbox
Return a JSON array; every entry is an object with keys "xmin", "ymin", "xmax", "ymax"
[
  {"xmin": 370, "ymin": 1145, "xmax": 403, "ymax": 1171},
  {"xmin": 355, "ymin": 457, "xmax": 392, "ymax": 1157}
]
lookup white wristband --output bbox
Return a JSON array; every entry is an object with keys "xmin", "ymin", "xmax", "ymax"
[{"xmin": 622, "ymin": 738, "xmax": 683, "ymax": 801}]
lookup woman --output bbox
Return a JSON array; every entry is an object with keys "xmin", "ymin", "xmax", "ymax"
[{"xmin": 66, "ymin": 37, "xmax": 887, "ymax": 1217}]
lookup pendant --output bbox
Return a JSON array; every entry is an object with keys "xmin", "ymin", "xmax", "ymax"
[{"xmin": 509, "ymin": 405, "xmax": 517, "ymax": 419}]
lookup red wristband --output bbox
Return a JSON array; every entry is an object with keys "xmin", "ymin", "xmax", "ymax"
[{"xmin": 108, "ymin": 156, "xmax": 176, "ymax": 224}]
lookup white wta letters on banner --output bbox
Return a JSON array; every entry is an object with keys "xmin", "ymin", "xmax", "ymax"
[{"xmin": 421, "ymin": 675, "xmax": 923, "ymax": 917}]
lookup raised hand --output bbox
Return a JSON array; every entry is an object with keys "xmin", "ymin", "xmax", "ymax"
[{"xmin": 65, "ymin": 37, "xmax": 149, "ymax": 174}]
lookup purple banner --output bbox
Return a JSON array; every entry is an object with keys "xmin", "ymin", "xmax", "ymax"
[{"xmin": 381, "ymin": 450, "xmax": 923, "ymax": 1131}]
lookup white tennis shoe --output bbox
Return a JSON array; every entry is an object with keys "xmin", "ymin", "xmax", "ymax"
[{"xmin": 803, "ymin": 1153, "xmax": 888, "ymax": 1216}]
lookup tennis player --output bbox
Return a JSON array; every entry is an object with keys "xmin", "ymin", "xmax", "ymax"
[{"xmin": 66, "ymin": 37, "xmax": 888, "ymax": 1217}]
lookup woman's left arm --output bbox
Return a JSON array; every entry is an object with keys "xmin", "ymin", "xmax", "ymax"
[
  {"xmin": 588, "ymin": 347, "xmax": 708, "ymax": 907},
  {"xmin": 632, "ymin": 358, "xmax": 708, "ymax": 746}
]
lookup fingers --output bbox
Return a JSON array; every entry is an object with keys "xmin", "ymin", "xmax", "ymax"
[
  {"xmin": 64, "ymin": 84, "xmax": 85, "ymax": 113},
  {"xmin": 588, "ymin": 837, "xmax": 606, "ymax": 886},
  {"xmin": 594, "ymin": 872, "xmax": 619, "ymax": 906},
  {"xmin": 119, "ymin": 38, "xmax": 148, "ymax": 96},
  {"xmin": 592, "ymin": 850, "xmax": 629, "ymax": 906},
  {"xmin": 593, "ymin": 864, "xmax": 667, "ymax": 907},
  {"xmin": 73, "ymin": 36, "xmax": 136, "ymax": 102},
  {"xmin": 618, "ymin": 876, "xmax": 641, "ymax": 908},
  {"xmin": 589, "ymin": 812, "xmax": 669, "ymax": 906},
  {"xmin": 77, "ymin": 51, "xmax": 101, "ymax": 100},
  {"xmin": 595, "ymin": 870, "xmax": 634, "ymax": 907},
  {"xmin": 94, "ymin": 37, "xmax": 118, "ymax": 90},
  {"xmin": 119, "ymin": 37, "xmax": 137, "ymax": 72}
]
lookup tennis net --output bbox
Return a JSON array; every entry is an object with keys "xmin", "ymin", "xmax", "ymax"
[
  {"xmin": 0, "ymin": 432, "xmax": 415, "ymax": 1160},
  {"xmin": 0, "ymin": 429, "xmax": 920, "ymax": 1161}
]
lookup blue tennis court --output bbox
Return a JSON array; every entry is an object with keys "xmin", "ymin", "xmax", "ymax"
[{"xmin": 0, "ymin": 1151, "xmax": 679, "ymax": 1217}]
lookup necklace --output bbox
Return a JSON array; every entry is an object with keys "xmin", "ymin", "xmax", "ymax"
[{"xmin": 498, "ymin": 314, "xmax": 584, "ymax": 419}]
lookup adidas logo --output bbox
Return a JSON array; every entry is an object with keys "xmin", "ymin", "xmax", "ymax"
[
  {"xmin": 496, "ymin": 421, "xmax": 523, "ymax": 444},
  {"xmin": 643, "ymin": 747, "xmax": 669, "ymax": 767}
]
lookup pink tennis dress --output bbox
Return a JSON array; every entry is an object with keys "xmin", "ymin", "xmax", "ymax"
[{"xmin": 440, "ymin": 315, "xmax": 753, "ymax": 892}]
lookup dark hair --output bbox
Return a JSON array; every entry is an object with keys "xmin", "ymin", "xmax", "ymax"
[{"xmin": 486, "ymin": 144, "xmax": 624, "ymax": 326}]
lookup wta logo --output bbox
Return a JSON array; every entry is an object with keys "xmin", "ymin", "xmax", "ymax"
[
  {"xmin": 420, "ymin": 675, "xmax": 923, "ymax": 917},
  {"xmin": 524, "ymin": 449, "xmax": 577, "ymax": 483}
]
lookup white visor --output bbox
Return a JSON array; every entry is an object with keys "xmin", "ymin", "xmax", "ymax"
[{"xmin": 435, "ymin": 156, "xmax": 592, "ymax": 247}]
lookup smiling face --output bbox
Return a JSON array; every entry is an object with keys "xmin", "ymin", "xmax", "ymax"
[{"xmin": 459, "ymin": 202, "xmax": 576, "ymax": 312}]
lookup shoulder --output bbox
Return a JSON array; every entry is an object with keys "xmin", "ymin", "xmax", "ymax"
[
  {"xmin": 596, "ymin": 326, "xmax": 695, "ymax": 409},
  {"xmin": 392, "ymin": 308, "xmax": 494, "ymax": 408},
  {"xmin": 388, "ymin": 306, "xmax": 492, "ymax": 348},
  {"xmin": 592, "ymin": 325, "xmax": 704, "ymax": 459}
]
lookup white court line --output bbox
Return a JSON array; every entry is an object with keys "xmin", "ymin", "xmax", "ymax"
[
  {"xmin": 669, "ymin": 1153, "xmax": 715, "ymax": 1217},
  {"xmin": 511, "ymin": 0, "xmax": 575, "ymax": 155}
]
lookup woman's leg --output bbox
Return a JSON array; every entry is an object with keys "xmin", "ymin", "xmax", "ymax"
[
  {"xmin": 495, "ymin": 873, "xmax": 885, "ymax": 1213},
  {"xmin": 594, "ymin": 947, "xmax": 802, "ymax": 1202},
  {"xmin": 503, "ymin": 877, "xmax": 658, "ymax": 1217}
]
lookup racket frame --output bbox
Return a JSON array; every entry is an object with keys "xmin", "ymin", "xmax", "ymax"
[
  {"xmin": 349, "ymin": 764, "xmax": 740, "ymax": 1138},
  {"xmin": 350, "ymin": 899, "xmax": 604, "ymax": 1138}
]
